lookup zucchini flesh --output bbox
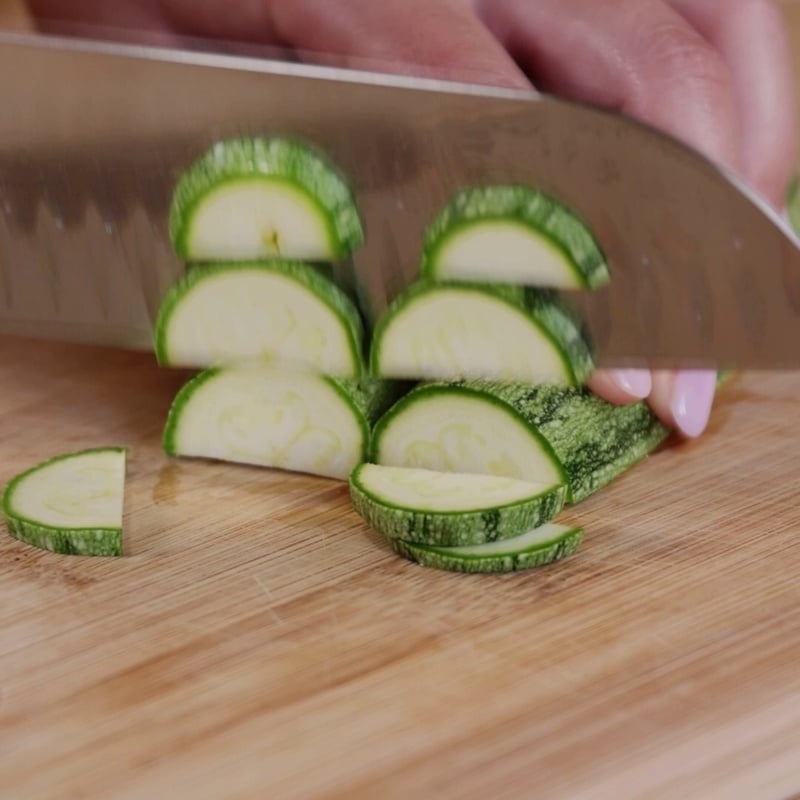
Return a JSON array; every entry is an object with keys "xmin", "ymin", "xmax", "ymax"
[
  {"xmin": 163, "ymin": 364, "xmax": 397, "ymax": 481},
  {"xmin": 169, "ymin": 137, "xmax": 364, "ymax": 261},
  {"xmin": 2, "ymin": 447, "xmax": 127, "ymax": 556},
  {"xmin": 371, "ymin": 381, "xmax": 670, "ymax": 503},
  {"xmin": 153, "ymin": 260, "xmax": 364, "ymax": 376},
  {"xmin": 421, "ymin": 185, "xmax": 609, "ymax": 290},
  {"xmin": 369, "ymin": 281, "xmax": 594, "ymax": 385},
  {"xmin": 389, "ymin": 522, "xmax": 584, "ymax": 573},
  {"xmin": 370, "ymin": 384, "xmax": 566, "ymax": 487},
  {"xmin": 350, "ymin": 463, "xmax": 566, "ymax": 546}
]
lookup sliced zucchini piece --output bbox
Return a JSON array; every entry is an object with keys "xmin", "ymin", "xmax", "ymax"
[
  {"xmin": 371, "ymin": 381, "xmax": 670, "ymax": 503},
  {"xmin": 153, "ymin": 260, "xmax": 365, "ymax": 376},
  {"xmin": 350, "ymin": 463, "xmax": 566, "ymax": 546},
  {"xmin": 370, "ymin": 383, "xmax": 567, "ymax": 488},
  {"xmin": 369, "ymin": 281, "xmax": 594, "ymax": 385},
  {"xmin": 421, "ymin": 185, "xmax": 609, "ymax": 289},
  {"xmin": 2, "ymin": 447, "xmax": 127, "ymax": 556},
  {"xmin": 163, "ymin": 364, "xmax": 400, "ymax": 481},
  {"xmin": 389, "ymin": 522, "xmax": 584, "ymax": 573},
  {"xmin": 169, "ymin": 137, "xmax": 364, "ymax": 261}
]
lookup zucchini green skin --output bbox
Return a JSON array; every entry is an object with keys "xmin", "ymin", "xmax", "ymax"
[
  {"xmin": 370, "ymin": 381, "xmax": 670, "ymax": 504},
  {"xmin": 388, "ymin": 524, "xmax": 584, "ymax": 573},
  {"xmin": 162, "ymin": 366, "xmax": 403, "ymax": 475},
  {"xmin": 349, "ymin": 464, "xmax": 567, "ymax": 547},
  {"xmin": 2, "ymin": 447, "xmax": 126, "ymax": 557},
  {"xmin": 455, "ymin": 380, "xmax": 671, "ymax": 503},
  {"xmin": 343, "ymin": 376, "xmax": 412, "ymax": 426},
  {"xmin": 369, "ymin": 381, "xmax": 568, "ymax": 485},
  {"xmin": 169, "ymin": 137, "xmax": 364, "ymax": 260},
  {"xmin": 420, "ymin": 185, "xmax": 609, "ymax": 289},
  {"xmin": 368, "ymin": 280, "xmax": 596, "ymax": 385},
  {"xmin": 153, "ymin": 259, "xmax": 366, "ymax": 375}
]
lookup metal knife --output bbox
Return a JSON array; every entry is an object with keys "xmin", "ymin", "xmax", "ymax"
[{"xmin": 1, "ymin": 30, "xmax": 799, "ymax": 370}]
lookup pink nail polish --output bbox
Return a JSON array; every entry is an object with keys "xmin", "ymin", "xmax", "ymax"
[
  {"xmin": 609, "ymin": 369, "xmax": 651, "ymax": 399},
  {"xmin": 669, "ymin": 370, "xmax": 717, "ymax": 438}
]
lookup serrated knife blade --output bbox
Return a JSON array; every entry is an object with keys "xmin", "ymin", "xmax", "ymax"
[{"xmin": 1, "ymin": 31, "xmax": 799, "ymax": 369}]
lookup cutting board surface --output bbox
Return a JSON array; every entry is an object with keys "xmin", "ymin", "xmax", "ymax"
[{"xmin": 1, "ymin": 335, "xmax": 799, "ymax": 799}]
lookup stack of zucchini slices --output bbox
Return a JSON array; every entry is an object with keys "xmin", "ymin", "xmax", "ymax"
[
  {"xmin": 155, "ymin": 137, "xmax": 401, "ymax": 482},
  {"xmin": 154, "ymin": 142, "xmax": 677, "ymax": 574},
  {"xmin": 0, "ymin": 138, "xmax": 713, "ymax": 564},
  {"xmin": 350, "ymin": 185, "xmax": 671, "ymax": 573}
]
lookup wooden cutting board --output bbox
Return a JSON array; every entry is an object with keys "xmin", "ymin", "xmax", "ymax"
[
  {"xmin": 3, "ymin": 2, "xmax": 800, "ymax": 797},
  {"xmin": 1, "ymin": 337, "xmax": 800, "ymax": 800}
]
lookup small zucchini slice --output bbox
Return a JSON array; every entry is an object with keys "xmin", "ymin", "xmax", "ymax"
[
  {"xmin": 389, "ymin": 522, "xmax": 584, "ymax": 573},
  {"xmin": 350, "ymin": 463, "xmax": 566, "ymax": 546},
  {"xmin": 153, "ymin": 260, "xmax": 365, "ymax": 376},
  {"xmin": 421, "ymin": 185, "xmax": 609, "ymax": 289},
  {"xmin": 163, "ymin": 364, "xmax": 401, "ymax": 481},
  {"xmin": 169, "ymin": 137, "xmax": 364, "ymax": 262},
  {"xmin": 369, "ymin": 281, "xmax": 595, "ymax": 385},
  {"xmin": 2, "ymin": 447, "xmax": 127, "ymax": 556}
]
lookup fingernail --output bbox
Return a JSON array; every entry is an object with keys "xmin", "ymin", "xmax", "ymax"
[
  {"xmin": 669, "ymin": 370, "xmax": 717, "ymax": 438},
  {"xmin": 608, "ymin": 369, "xmax": 652, "ymax": 399}
]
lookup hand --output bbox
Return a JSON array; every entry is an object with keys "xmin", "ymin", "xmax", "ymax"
[{"xmin": 28, "ymin": 0, "xmax": 798, "ymax": 438}]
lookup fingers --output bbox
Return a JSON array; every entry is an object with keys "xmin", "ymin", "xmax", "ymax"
[
  {"xmin": 646, "ymin": 369, "xmax": 718, "ymax": 439},
  {"xmin": 586, "ymin": 369, "xmax": 652, "ymax": 405},
  {"xmin": 27, "ymin": 0, "xmax": 173, "ymax": 34},
  {"xmin": 162, "ymin": 0, "xmax": 532, "ymax": 88},
  {"xmin": 474, "ymin": 0, "xmax": 793, "ymax": 437},
  {"xmin": 664, "ymin": 0, "xmax": 798, "ymax": 208},
  {"xmin": 474, "ymin": 0, "xmax": 739, "ymax": 166}
]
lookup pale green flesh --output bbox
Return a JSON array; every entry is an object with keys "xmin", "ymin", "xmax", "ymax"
[
  {"xmin": 375, "ymin": 290, "xmax": 571, "ymax": 383},
  {"xmin": 6, "ymin": 450, "xmax": 125, "ymax": 530},
  {"xmin": 161, "ymin": 270, "xmax": 358, "ymax": 374},
  {"xmin": 423, "ymin": 522, "xmax": 577, "ymax": 557},
  {"xmin": 356, "ymin": 464, "xmax": 556, "ymax": 512},
  {"xmin": 374, "ymin": 394, "xmax": 562, "ymax": 486},
  {"xmin": 185, "ymin": 179, "xmax": 335, "ymax": 261},
  {"xmin": 168, "ymin": 366, "xmax": 365, "ymax": 480},
  {"xmin": 433, "ymin": 221, "xmax": 581, "ymax": 288}
]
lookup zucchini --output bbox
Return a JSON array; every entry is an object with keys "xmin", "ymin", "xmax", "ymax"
[
  {"xmin": 349, "ymin": 463, "xmax": 566, "ymax": 546},
  {"xmin": 169, "ymin": 137, "xmax": 364, "ymax": 261},
  {"xmin": 369, "ymin": 281, "xmax": 595, "ymax": 385},
  {"xmin": 163, "ymin": 364, "xmax": 400, "ymax": 481},
  {"xmin": 153, "ymin": 260, "xmax": 365, "ymax": 375},
  {"xmin": 371, "ymin": 381, "xmax": 670, "ymax": 503},
  {"xmin": 420, "ymin": 185, "xmax": 609, "ymax": 289},
  {"xmin": 2, "ymin": 447, "xmax": 127, "ymax": 556},
  {"xmin": 389, "ymin": 522, "xmax": 584, "ymax": 573}
]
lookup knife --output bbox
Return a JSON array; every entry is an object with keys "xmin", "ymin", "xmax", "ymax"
[{"xmin": 1, "ymin": 30, "xmax": 799, "ymax": 370}]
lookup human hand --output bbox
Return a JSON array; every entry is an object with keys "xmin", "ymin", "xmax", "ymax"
[{"xmin": 28, "ymin": 0, "xmax": 798, "ymax": 438}]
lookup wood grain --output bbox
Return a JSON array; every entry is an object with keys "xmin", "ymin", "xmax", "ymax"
[
  {"xmin": 1, "ymin": 352, "xmax": 800, "ymax": 799},
  {"xmin": 2, "ymin": 2, "xmax": 800, "ymax": 799}
]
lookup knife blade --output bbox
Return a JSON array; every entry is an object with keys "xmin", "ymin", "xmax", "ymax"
[{"xmin": 1, "ymin": 30, "xmax": 799, "ymax": 369}]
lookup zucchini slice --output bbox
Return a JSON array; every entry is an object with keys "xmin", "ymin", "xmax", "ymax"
[
  {"xmin": 371, "ymin": 381, "xmax": 670, "ymax": 503},
  {"xmin": 153, "ymin": 260, "xmax": 365, "ymax": 375},
  {"xmin": 369, "ymin": 281, "xmax": 594, "ymax": 385},
  {"xmin": 169, "ymin": 137, "xmax": 364, "ymax": 261},
  {"xmin": 163, "ymin": 364, "xmax": 400, "ymax": 481},
  {"xmin": 2, "ymin": 447, "xmax": 127, "ymax": 556},
  {"xmin": 420, "ymin": 185, "xmax": 609, "ymax": 289},
  {"xmin": 389, "ymin": 522, "xmax": 584, "ymax": 573},
  {"xmin": 350, "ymin": 463, "xmax": 566, "ymax": 546}
]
